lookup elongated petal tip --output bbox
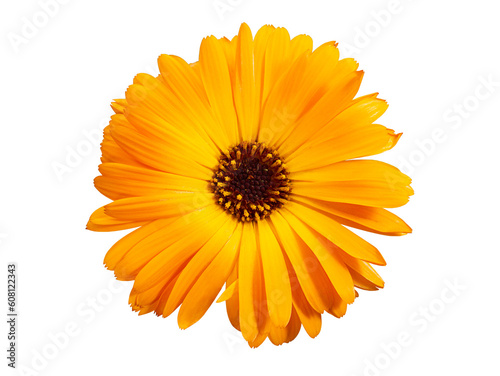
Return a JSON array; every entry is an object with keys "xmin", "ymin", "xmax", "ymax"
[
  {"xmin": 239, "ymin": 22, "xmax": 251, "ymax": 35},
  {"xmin": 178, "ymin": 317, "xmax": 194, "ymax": 330},
  {"xmin": 85, "ymin": 218, "xmax": 102, "ymax": 232}
]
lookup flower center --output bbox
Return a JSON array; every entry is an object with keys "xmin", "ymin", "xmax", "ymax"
[{"xmin": 211, "ymin": 142, "xmax": 291, "ymax": 222}]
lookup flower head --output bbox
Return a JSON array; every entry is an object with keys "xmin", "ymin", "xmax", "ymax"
[{"xmin": 87, "ymin": 23, "xmax": 413, "ymax": 347}]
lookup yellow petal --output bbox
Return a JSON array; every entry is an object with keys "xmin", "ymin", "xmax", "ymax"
[
  {"xmin": 216, "ymin": 279, "xmax": 238, "ymax": 303},
  {"xmin": 234, "ymin": 23, "xmax": 258, "ymax": 142},
  {"xmin": 277, "ymin": 63, "xmax": 363, "ymax": 155},
  {"xmin": 101, "ymin": 125, "xmax": 145, "ymax": 167},
  {"xmin": 110, "ymin": 98, "xmax": 127, "ymax": 114},
  {"xmin": 86, "ymin": 206, "xmax": 147, "ymax": 233},
  {"xmin": 261, "ymin": 27, "xmax": 292, "ymax": 104},
  {"xmin": 103, "ymin": 218, "xmax": 175, "ymax": 271},
  {"xmin": 131, "ymin": 207, "xmax": 231, "ymax": 294},
  {"xmin": 349, "ymin": 267, "xmax": 381, "ymax": 291},
  {"xmin": 225, "ymin": 265, "xmax": 240, "ymax": 331},
  {"xmin": 292, "ymin": 197, "xmax": 412, "ymax": 236},
  {"xmin": 155, "ymin": 56, "xmax": 224, "ymax": 153},
  {"xmin": 302, "ymin": 95, "xmax": 389, "ymax": 150},
  {"xmin": 290, "ymin": 159, "xmax": 410, "ymax": 183},
  {"xmin": 253, "ymin": 25, "xmax": 274, "ymax": 111},
  {"xmin": 161, "ymin": 218, "xmax": 238, "ymax": 319},
  {"xmin": 119, "ymin": 98, "xmax": 214, "ymax": 164},
  {"xmin": 113, "ymin": 205, "xmax": 223, "ymax": 282},
  {"xmin": 268, "ymin": 308, "xmax": 301, "ymax": 346},
  {"xmin": 109, "ymin": 120, "xmax": 212, "ymax": 180},
  {"xmin": 284, "ymin": 202, "xmax": 386, "ymax": 265},
  {"xmin": 290, "ymin": 275, "xmax": 322, "ymax": 338},
  {"xmin": 266, "ymin": 42, "xmax": 343, "ymax": 147},
  {"xmin": 154, "ymin": 275, "xmax": 180, "ymax": 317},
  {"xmin": 124, "ymin": 104, "xmax": 217, "ymax": 167},
  {"xmin": 270, "ymin": 212, "xmax": 335, "ymax": 312},
  {"xmin": 287, "ymin": 99, "xmax": 399, "ymax": 170},
  {"xmin": 258, "ymin": 54, "xmax": 308, "ymax": 145},
  {"xmin": 130, "ymin": 278, "xmax": 169, "ymax": 308},
  {"xmin": 289, "ymin": 34, "xmax": 313, "ymax": 60},
  {"xmin": 95, "ymin": 162, "xmax": 208, "ymax": 200},
  {"xmin": 238, "ymin": 222, "xmax": 271, "ymax": 344},
  {"xmin": 238, "ymin": 223, "xmax": 260, "ymax": 342},
  {"xmin": 257, "ymin": 219, "xmax": 292, "ymax": 327},
  {"xmin": 199, "ymin": 36, "xmax": 239, "ymax": 147},
  {"xmin": 293, "ymin": 179, "xmax": 413, "ymax": 208},
  {"xmin": 326, "ymin": 288, "xmax": 348, "ymax": 318},
  {"xmin": 278, "ymin": 211, "xmax": 355, "ymax": 304},
  {"xmin": 103, "ymin": 192, "xmax": 212, "ymax": 221},
  {"xmin": 247, "ymin": 331, "xmax": 268, "ymax": 348},
  {"xmin": 339, "ymin": 253, "xmax": 385, "ymax": 288}
]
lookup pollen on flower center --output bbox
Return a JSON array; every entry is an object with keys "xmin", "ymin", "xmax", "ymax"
[{"xmin": 211, "ymin": 142, "xmax": 291, "ymax": 222}]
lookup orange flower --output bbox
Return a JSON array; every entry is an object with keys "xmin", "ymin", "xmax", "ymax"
[{"xmin": 87, "ymin": 23, "xmax": 413, "ymax": 347}]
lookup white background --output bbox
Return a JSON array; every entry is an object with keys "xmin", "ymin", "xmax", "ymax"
[{"xmin": 1, "ymin": 0, "xmax": 499, "ymax": 375}]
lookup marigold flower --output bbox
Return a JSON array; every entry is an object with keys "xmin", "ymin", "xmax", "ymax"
[{"xmin": 87, "ymin": 23, "xmax": 413, "ymax": 347}]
